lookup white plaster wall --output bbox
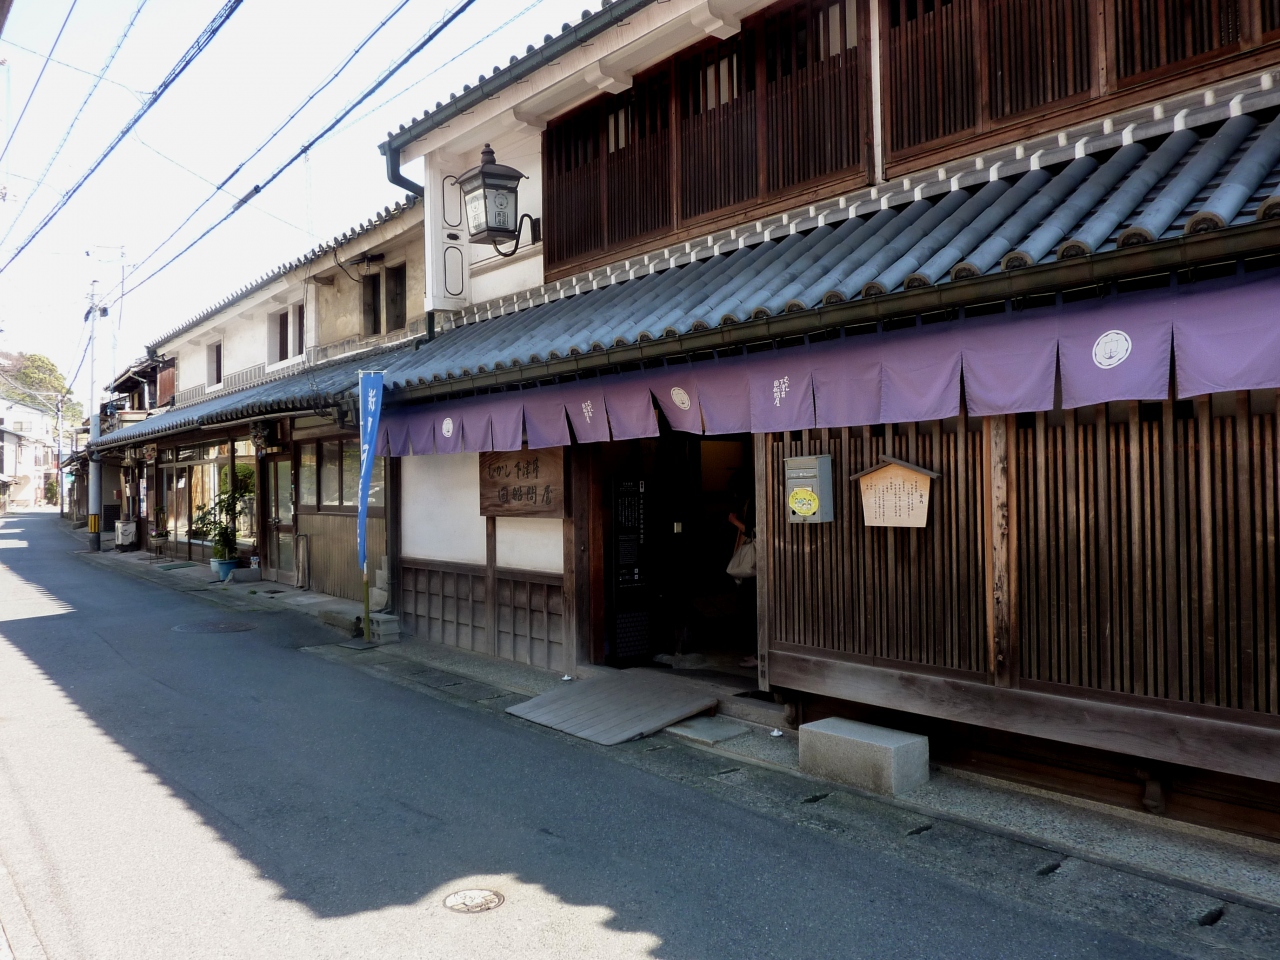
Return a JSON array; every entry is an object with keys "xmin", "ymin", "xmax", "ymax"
[
  {"xmin": 470, "ymin": 253, "xmax": 545, "ymax": 304},
  {"xmin": 496, "ymin": 517, "xmax": 564, "ymax": 574},
  {"xmin": 400, "ymin": 452, "xmax": 486, "ymax": 565},
  {"xmin": 221, "ymin": 315, "xmax": 265, "ymax": 375},
  {"xmin": 175, "ymin": 342, "xmax": 205, "ymax": 391}
]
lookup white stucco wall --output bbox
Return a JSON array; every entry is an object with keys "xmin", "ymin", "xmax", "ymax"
[
  {"xmin": 496, "ymin": 517, "xmax": 564, "ymax": 574},
  {"xmin": 400, "ymin": 452, "xmax": 486, "ymax": 565}
]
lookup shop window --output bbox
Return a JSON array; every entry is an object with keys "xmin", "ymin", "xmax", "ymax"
[
  {"xmin": 341, "ymin": 442, "xmax": 360, "ymax": 506},
  {"xmin": 385, "ymin": 264, "xmax": 407, "ymax": 332},
  {"xmin": 321, "ymin": 440, "xmax": 341, "ymax": 506},
  {"xmin": 299, "ymin": 443, "xmax": 317, "ymax": 507},
  {"xmin": 297, "ymin": 439, "xmax": 384, "ymax": 513}
]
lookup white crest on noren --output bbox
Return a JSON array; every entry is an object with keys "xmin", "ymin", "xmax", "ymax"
[{"xmin": 1092, "ymin": 330, "xmax": 1131, "ymax": 369}]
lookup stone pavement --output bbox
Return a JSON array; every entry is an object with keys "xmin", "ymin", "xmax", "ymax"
[{"xmin": 69, "ymin": 520, "xmax": 1280, "ymax": 955}]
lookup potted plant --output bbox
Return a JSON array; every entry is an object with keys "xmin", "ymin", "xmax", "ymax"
[{"xmin": 195, "ymin": 485, "xmax": 244, "ymax": 580}]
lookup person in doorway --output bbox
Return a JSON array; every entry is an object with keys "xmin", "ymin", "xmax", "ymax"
[{"xmin": 726, "ymin": 468, "xmax": 758, "ymax": 668}]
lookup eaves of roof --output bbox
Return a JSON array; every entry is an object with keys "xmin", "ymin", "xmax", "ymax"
[
  {"xmin": 145, "ymin": 195, "xmax": 421, "ymax": 354},
  {"xmin": 379, "ymin": 0, "xmax": 658, "ymax": 156},
  {"xmin": 382, "ymin": 215, "xmax": 1280, "ymax": 407},
  {"xmin": 93, "ymin": 341, "xmax": 411, "ymax": 450},
  {"xmin": 377, "ymin": 94, "xmax": 1280, "ymax": 403}
]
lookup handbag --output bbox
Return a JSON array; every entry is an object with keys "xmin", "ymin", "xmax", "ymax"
[{"xmin": 726, "ymin": 536, "xmax": 757, "ymax": 580}]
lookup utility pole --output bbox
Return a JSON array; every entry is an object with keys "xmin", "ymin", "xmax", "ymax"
[
  {"xmin": 56, "ymin": 395, "xmax": 64, "ymax": 518},
  {"xmin": 87, "ymin": 281, "xmax": 101, "ymax": 551}
]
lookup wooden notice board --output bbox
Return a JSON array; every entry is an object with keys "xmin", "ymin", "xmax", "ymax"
[
  {"xmin": 854, "ymin": 456, "xmax": 939, "ymax": 528},
  {"xmin": 479, "ymin": 448, "xmax": 567, "ymax": 518}
]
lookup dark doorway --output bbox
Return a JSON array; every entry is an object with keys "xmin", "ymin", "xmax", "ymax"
[{"xmin": 600, "ymin": 423, "xmax": 757, "ymax": 684}]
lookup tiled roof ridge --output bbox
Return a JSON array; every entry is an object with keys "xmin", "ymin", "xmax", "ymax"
[
  {"xmin": 146, "ymin": 194, "xmax": 422, "ymax": 353},
  {"xmin": 380, "ymin": 0, "xmax": 657, "ymax": 156}
]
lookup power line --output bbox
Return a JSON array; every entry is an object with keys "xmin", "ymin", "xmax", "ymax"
[
  {"xmin": 330, "ymin": 0, "xmax": 547, "ymax": 139},
  {"xmin": 0, "ymin": 0, "xmax": 151, "ymax": 250},
  {"xmin": 0, "ymin": 37, "xmax": 149, "ymax": 100},
  {"xmin": 111, "ymin": 0, "xmax": 421, "ymax": 296},
  {"xmin": 0, "ymin": 0, "xmax": 81, "ymax": 167},
  {"xmin": 115, "ymin": 0, "xmax": 478, "ymax": 302},
  {"xmin": 130, "ymin": 131, "xmax": 318, "ymax": 240},
  {"xmin": 0, "ymin": 0, "xmax": 244, "ymax": 279}
]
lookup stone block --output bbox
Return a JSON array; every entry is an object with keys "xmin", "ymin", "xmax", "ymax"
[
  {"xmin": 798, "ymin": 718, "xmax": 928, "ymax": 796},
  {"xmin": 228, "ymin": 567, "xmax": 261, "ymax": 583},
  {"xmin": 369, "ymin": 612, "xmax": 400, "ymax": 643}
]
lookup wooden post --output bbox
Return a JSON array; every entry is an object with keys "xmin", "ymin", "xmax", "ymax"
[
  {"xmin": 985, "ymin": 415, "xmax": 1014, "ymax": 686},
  {"xmin": 486, "ymin": 515, "xmax": 498, "ymax": 657},
  {"xmin": 754, "ymin": 433, "xmax": 772, "ymax": 691}
]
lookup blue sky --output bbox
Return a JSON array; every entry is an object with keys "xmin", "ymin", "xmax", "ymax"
[{"xmin": 0, "ymin": 0, "xmax": 589, "ymax": 409}]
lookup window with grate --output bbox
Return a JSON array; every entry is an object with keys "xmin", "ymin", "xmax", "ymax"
[
  {"xmin": 605, "ymin": 72, "xmax": 672, "ymax": 245},
  {"xmin": 1267, "ymin": 0, "xmax": 1280, "ymax": 34},
  {"xmin": 1114, "ymin": 0, "xmax": 1241, "ymax": 81},
  {"xmin": 544, "ymin": 106, "xmax": 604, "ymax": 267},
  {"xmin": 765, "ymin": 0, "xmax": 862, "ymax": 191},
  {"xmin": 884, "ymin": 0, "xmax": 978, "ymax": 153},
  {"xmin": 986, "ymin": 0, "xmax": 1091, "ymax": 120},
  {"xmin": 677, "ymin": 31, "xmax": 758, "ymax": 219}
]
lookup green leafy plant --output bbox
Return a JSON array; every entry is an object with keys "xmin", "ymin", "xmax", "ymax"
[{"xmin": 194, "ymin": 482, "xmax": 247, "ymax": 561}]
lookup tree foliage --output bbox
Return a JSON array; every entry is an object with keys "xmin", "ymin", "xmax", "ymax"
[{"xmin": 0, "ymin": 352, "xmax": 84, "ymax": 425}]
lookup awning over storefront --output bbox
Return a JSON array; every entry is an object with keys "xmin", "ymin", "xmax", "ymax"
[
  {"xmin": 93, "ymin": 350, "xmax": 380, "ymax": 448},
  {"xmin": 379, "ymin": 271, "xmax": 1280, "ymax": 456}
]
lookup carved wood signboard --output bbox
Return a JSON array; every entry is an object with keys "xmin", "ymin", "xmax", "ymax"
[
  {"xmin": 479, "ymin": 448, "xmax": 566, "ymax": 518},
  {"xmin": 855, "ymin": 456, "xmax": 939, "ymax": 528}
]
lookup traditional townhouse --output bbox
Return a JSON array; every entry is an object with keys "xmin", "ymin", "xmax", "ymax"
[
  {"xmin": 94, "ymin": 196, "xmax": 424, "ymax": 601},
  {"xmin": 371, "ymin": 0, "xmax": 1280, "ymax": 835}
]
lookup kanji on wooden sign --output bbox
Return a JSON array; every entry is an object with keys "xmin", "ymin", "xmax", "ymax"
[{"xmin": 479, "ymin": 448, "xmax": 566, "ymax": 518}]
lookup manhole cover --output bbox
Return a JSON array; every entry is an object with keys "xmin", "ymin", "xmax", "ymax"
[
  {"xmin": 443, "ymin": 889, "xmax": 504, "ymax": 913},
  {"xmin": 172, "ymin": 621, "xmax": 257, "ymax": 634}
]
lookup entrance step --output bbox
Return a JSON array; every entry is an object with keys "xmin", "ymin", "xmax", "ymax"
[
  {"xmin": 666, "ymin": 715, "xmax": 751, "ymax": 746},
  {"xmin": 506, "ymin": 671, "xmax": 717, "ymax": 745}
]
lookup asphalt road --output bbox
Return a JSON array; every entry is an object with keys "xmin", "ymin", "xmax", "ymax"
[{"xmin": 0, "ymin": 510, "xmax": 1186, "ymax": 960}]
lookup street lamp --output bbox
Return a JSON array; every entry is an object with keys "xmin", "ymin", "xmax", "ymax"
[{"xmin": 458, "ymin": 144, "xmax": 540, "ymax": 257}]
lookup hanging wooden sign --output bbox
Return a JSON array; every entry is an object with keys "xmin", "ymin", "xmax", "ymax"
[
  {"xmin": 479, "ymin": 448, "xmax": 566, "ymax": 518},
  {"xmin": 853, "ymin": 456, "xmax": 939, "ymax": 528}
]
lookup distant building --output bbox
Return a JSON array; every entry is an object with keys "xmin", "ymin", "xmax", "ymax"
[{"xmin": 0, "ymin": 399, "xmax": 59, "ymax": 509}]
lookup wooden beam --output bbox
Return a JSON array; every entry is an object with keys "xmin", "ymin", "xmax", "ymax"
[{"xmin": 769, "ymin": 647, "xmax": 1280, "ymax": 784}]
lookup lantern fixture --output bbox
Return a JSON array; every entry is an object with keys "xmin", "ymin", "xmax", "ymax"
[{"xmin": 457, "ymin": 143, "xmax": 541, "ymax": 257}]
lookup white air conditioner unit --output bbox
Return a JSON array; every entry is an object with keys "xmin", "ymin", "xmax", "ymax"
[{"xmin": 115, "ymin": 520, "xmax": 137, "ymax": 548}]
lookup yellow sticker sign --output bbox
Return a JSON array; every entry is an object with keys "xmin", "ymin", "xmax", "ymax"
[{"xmin": 788, "ymin": 486, "xmax": 819, "ymax": 517}]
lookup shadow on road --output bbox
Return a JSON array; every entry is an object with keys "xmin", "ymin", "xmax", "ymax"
[{"xmin": 0, "ymin": 511, "xmax": 1163, "ymax": 959}]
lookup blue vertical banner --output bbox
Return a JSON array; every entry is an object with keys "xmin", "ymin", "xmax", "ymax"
[{"xmin": 357, "ymin": 371, "xmax": 384, "ymax": 572}]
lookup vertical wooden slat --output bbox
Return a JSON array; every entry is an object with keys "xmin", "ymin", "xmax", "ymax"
[{"xmin": 1235, "ymin": 392, "xmax": 1256, "ymax": 710}]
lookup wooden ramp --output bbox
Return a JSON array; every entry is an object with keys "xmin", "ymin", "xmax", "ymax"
[{"xmin": 506, "ymin": 671, "xmax": 718, "ymax": 745}]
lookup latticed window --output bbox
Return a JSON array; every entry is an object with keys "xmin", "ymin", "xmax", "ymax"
[
  {"xmin": 764, "ymin": 0, "xmax": 862, "ymax": 191},
  {"xmin": 676, "ymin": 31, "xmax": 758, "ymax": 219},
  {"xmin": 1114, "ymin": 0, "xmax": 1242, "ymax": 81}
]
